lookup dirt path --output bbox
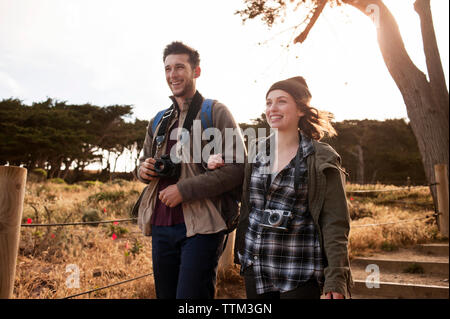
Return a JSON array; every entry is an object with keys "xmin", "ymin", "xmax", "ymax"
[{"xmin": 216, "ymin": 243, "xmax": 449, "ymax": 299}]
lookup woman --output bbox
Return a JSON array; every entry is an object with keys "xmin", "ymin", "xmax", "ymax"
[{"xmin": 209, "ymin": 76, "xmax": 352, "ymax": 299}]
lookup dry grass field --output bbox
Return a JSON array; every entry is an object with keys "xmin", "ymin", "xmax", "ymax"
[{"xmin": 12, "ymin": 179, "xmax": 444, "ymax": 299}]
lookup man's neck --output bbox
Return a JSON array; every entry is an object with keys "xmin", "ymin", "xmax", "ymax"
[{"xmin": 174, "ymin": 90, "xmax": 196, "ymax": 111}]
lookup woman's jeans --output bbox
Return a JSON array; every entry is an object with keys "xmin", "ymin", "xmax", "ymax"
[
  {"xmin": 243, "ymin": 267, "xmax": 321, "ymax": 299},
  {"xmin": 151, "ymin": 223, "xmax": 225, "ymax": 299}
]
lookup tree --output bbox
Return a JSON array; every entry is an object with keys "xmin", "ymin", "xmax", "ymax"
[
  {"xmin": 0, "ymin": 97, "xmax": 135, "ymax": 180},
  {"xmin": 127, "ymin": 119, "xmax": 148, "ymax": 170},
  {"xmin": 236, "ymin": 0, "xmax": 448, "ymax": 204},
  {"xmin": 323, "ymin": 119, "xmax": 426, "ymax": 185}
]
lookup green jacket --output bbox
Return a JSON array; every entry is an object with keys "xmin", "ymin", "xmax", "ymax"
[{"xmin": 234, "ymin": 137, "xmax": 353, "ymax": 298}]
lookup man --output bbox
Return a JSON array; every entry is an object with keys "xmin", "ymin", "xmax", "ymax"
[{"xmin": 137, "ymin": 41, "xmax": 245, "ymax": 299}]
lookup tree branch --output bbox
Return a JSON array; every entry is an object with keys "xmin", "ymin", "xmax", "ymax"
[
  {"xmin": 414, "ymin": 0, "xmax": 449, "ymax": 118},
  {"xmin": 293, "ymin": 0, "xmax": 328, "ymax": 44}
]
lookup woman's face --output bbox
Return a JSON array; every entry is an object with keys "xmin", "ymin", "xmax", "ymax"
[{"xmin": 266, "ymin": 89, "xmax": 304, "ymax": 131}]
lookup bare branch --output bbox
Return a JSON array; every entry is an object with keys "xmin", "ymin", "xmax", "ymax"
[{"xmin": 293, "ymin": 0, "xmax": 327, "ymax": 44}]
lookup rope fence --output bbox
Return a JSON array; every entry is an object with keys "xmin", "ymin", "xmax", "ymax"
[
  {"xmin": 21, "ymin": 218, "xmax": 136, "ymax": 227},
  {"xmin": 62, "ymin": 273, "xmax": 153, "ymax": 299},
  {"xmin": 346, "ymin": 185, "xmax": 431, "ymax": 194},
  {"xmin": 21, "ymin": 215, "xmax": 438, "ymax": 229}
]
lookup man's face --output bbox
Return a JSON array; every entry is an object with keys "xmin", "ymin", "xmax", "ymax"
[{"xmin": 164, "ymin": 54, "xmax": 198, "ymax": 99}]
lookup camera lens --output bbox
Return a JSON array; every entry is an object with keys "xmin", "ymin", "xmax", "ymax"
[
  {"xmin": 153, "ymin": 159, "xmax": 166, "ymax": 174},
  {"xmin": 268, "ymin": 211, "xmax": 281, "ymax": 225},
  {"xmin": 153, "ymin": 155, "xmax": 180, "ymax": 178}
]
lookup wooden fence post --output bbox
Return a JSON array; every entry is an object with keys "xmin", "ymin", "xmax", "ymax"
[
  {"xmin": 434, "ymin": 164, "xmax": 449, "ymax": 237},
  {"xmin": 0, "ymin": 166, "xmax": 27, "ymax": 299}
]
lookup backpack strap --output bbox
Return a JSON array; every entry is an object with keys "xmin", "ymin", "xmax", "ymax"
[
  {"xmin": 151, "ymin": 108, "xmax": 170, "ymax": 135},
  {"xmin": 151, "ymin": 99, "xmax": 213, "ymax": 136},
  {"xmin": 200, "ymin": 99, "xmax": 214, "ymax": 130}
]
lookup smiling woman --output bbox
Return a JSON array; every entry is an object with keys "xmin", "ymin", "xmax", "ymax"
[
  {"xmin": 266, "ymin": 76, "xmax": 336, "ymax": 140},
  {"xmin": 215, "ymin": 75, "xmax": 353, "ymax": 299}
]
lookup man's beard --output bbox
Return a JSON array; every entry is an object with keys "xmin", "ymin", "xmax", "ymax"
[{"xmin": 173, "ymin": 78, "xmax": 194, "ymax": 97}]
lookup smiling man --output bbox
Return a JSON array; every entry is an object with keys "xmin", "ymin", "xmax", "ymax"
[{"xmin": 136, "ymin": 41, "xmax": 245, "ymax": 299}]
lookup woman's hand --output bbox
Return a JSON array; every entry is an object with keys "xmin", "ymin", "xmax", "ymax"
[
  {"xmin": 324, "ymin": 292, "xmax": 345, "ymax": 299},
  {"xmin": 207, "ymin": 153, "xmax": 225, "ymax": 170}
]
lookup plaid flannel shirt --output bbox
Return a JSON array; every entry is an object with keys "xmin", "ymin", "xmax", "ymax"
[{"xmin": 238, "ymin": 134, "xmax": 325, "ymax": 295}]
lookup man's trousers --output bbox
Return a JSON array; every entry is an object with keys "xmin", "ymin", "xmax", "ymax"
[{"xmin": 151, "ymin": 223, "xmax": 226, "ymax": 299}]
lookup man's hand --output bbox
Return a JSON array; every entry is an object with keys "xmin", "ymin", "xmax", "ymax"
[
  {"xmin": 324, "ymin": 292, "xmax": 344, "ymax": 299},
  {"xmin": 139, "ymin": 158, "xmax": 159, "ymax": 181},
  {"xmin": 159, "ymin": 184, "xmax": 183, "ymax": 208}
]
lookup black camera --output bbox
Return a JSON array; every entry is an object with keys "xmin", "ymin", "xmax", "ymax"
[
  {"xmin": 153, "ymin": 154, "xmax": 181, "ymax": 178},
  {"xmin": 260, "ymin": 209, "xmax": 293, "ymax": 231}
]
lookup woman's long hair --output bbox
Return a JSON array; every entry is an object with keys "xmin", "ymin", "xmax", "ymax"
[{"xmin": 295, "ymin": 97, "xmax": 337, "ymax": 140}]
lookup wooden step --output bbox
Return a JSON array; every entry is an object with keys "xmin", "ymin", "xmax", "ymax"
[
  {"xmin": 416, "ymin": 243, "xmax": 449, "ymax": 257},
  {"xmin": 351, "ymin": 258, "xmax": 449, "ymax": 276},
  {"xmin": 352, "ymin": 280, "xmax": 449, "ymax": 299}
]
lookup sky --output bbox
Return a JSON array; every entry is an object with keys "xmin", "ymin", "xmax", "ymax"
[
  {"xmin": 0, "ymin": 0, "xmax": 448, "ymax": 171},
  {"xmin": 1, "ymin": 0, "xmax": 448, "ymax": 123}
]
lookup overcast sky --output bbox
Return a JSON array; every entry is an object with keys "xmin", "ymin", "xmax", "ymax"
[{"xmin": 0, "ymin": 0, "xmax": 448, "ymax": 126}]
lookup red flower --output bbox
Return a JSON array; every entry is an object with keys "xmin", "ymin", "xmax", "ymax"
[
  {"xmin": 51, "ymin": 233, "xmax": 55, "ymax": 239},
  {"xmin": 350, "ymin": 197, "xmax": 354, "ymax": 201},
  {"xmin": 113, "ymin": 221, "xmax": 118, "ymax": 225},
  {"xmin": 27, "ymin": 218, "xmax": 32, "ymax": 224},
  {"xmin": 112, "ymin": 233, "xmax": 117, "ymax": 240},
  {"xmin": 103, "ymin": 208, "xmax": 107, "ymax": 213}
]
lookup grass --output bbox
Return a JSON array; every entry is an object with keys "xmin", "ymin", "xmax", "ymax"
[
  {"xmin": 13, "ymin": 180, "xmax": 441, "ymax": 298},
  {"xmin": 347, "ymin": 183, "xmax": 442, "ymax": 258},
  {"xmin": 15, "ymin": 179, "xmax": 153, "ymax": 299}
]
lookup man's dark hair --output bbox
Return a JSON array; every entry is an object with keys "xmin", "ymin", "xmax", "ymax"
[{"xmin": 163, "ymin": 41, "xmax": 200, "ymax": 69}]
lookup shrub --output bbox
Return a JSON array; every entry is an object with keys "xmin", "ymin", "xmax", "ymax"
[
  {"xmin": 63, "ymin": 185, "xmax": 81, "ymax": 192},
  {"xmin": 78, "ymin": 180, "xmax": 103, "ymax": 188},
  {"xmin": 348, "ymin": 202, "xmax": 373, "ymax": 220},
  {"xmin": 35, "ymin": 185, "xmax": 50, "ymax": 197},
  {"xmin": 381, "ymin": 241, "xmax": 398, "ymax": 252},
  {"xmin": 108, "ymin": 224, "xmax": 129, "ymax": 237},
  {"xmin": 48, "ymin": 178, "xmax": 66, "ymax": 184},
  {"xmin": 28, "ymin": 168, "xmax": 48, "ymax": 182},
  {"xmin": 111, "ymin": 179, "xmax": 128, "ymax": 186},
  {"xmin": 128, "ymin": 189, "xmax": 140, "ymax": 197},
  {"xmin": 82, "ymin": 209, "xmax": 102, "ymax": 227},
  {"xmin": 32, "ymin": 168, "xmax": 47, "ymax": 178},
  {"xmin": 88, "ymin": 191, "xmax": 125, "ymax": 203},
  {"xmin": 127, "ymin": 240, "xmax": 143, "ymax": 256}
]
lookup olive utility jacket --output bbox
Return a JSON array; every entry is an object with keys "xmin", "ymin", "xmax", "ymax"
[{"xmin": 234, "ymin": 137, "xmax": 353, "ymax": 298}]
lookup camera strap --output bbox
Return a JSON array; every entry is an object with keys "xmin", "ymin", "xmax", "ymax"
[
  {"xmin": 264, "ymin": 145, "xmax": 302, "ymax": 213},
  {"xmin": 152, "ymin": 106, "xmax": 176, "ymax": 157},
  {"xmin": 181, "ymin": 93, "xmax": 203, "ymax": 137}
]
